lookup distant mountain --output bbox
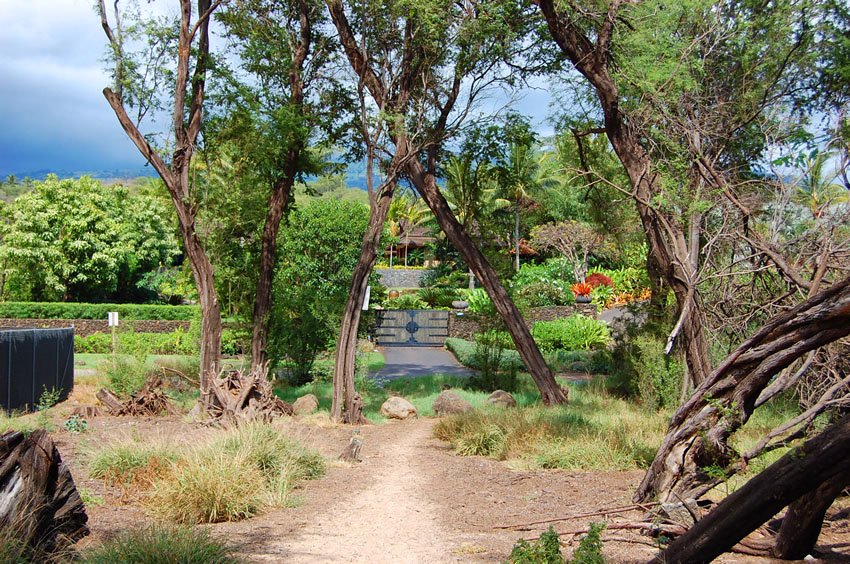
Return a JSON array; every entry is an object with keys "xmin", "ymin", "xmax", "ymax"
[{"xmin": 6, "ymin": 167, "xmax": 156, "ymax": 182}]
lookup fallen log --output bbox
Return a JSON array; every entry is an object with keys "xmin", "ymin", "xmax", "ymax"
[
  {"xmin": 0, "ymin": 430, "xmax": 88, "ymax": 554},
  {"xmin": 97, "ymin": 376, "xmax": 178, "ymax": 417}
]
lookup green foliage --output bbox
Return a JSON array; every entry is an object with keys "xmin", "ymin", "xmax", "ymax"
[
  {"xmin": 269, "ymin": 199, "xmax": 372, "ymax": 383},
  {"xmin": 468, "ymin": 330, "xmax": 518, "ymax": 393},
  {"xmin": 445, "ymin": 338, "xmax": 525, "ymax": 372},
  {"xmin": 571, "ymin": 523, "xmax": 606, "ymax": 564},
  {"xmin": 531, "ymin": 316, "xmax": 611, "ymax": 352},
  {"xmin": 0, "ymin": 302, "xmax": 197, "ymax": 320},
  {"xmin": 36, "ymin": 387, "xmax": 60, "ymax": 412},
  {"xmin": 515, "ymin": 282, "xmax": 570, "ymax": 308},
  {"xmin": 0, "ymin": 176, "xmax": 178, "ymax": 302},
  {"xmin": 63, "ymin": 414, "xmax": 88, "ymax": 433},
  {"xmin": 81, "ymin": 525, "xmax": 237, "ymax": 564},
  {"xmin": 75, "ymin": 330, "xmax": 198, "ymax": 356},
  {"xmin": 465, "ymin": 288, "xmax": 494, "ymax": 315},
  {"xmin": 88, "ymin": 441, "xmax": 179, "ymax": 487},
  {"xmin": 509, "ymin": 527, "xmax": 563, "ymax": 563},
  {"xmin": 632, "ymin": 336, "xmax": 683, "ymax": 410},
  {"xmin": 417, "ymin": 286, "xmax": 457, "ymax": 308},
  {"xmin": 383, "ymin": 293, "xmax": 429, "ymax": 310}
]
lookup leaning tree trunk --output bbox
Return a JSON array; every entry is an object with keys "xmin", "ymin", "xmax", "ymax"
[
  {"xmin": 772, "ymin": 471, "xmax": 850, "ymax": 559},
  {"xmin": 332, "ymin": 180, "xmax": 397, "ymax": 423},
  {"xmin": 251, "ymin": 179, "xmax": 293, "ymax": 372},
  {"xmin": 652, "ymin": 412, "xmax": 850, "ymax": 564},
  {"xmin": 406, "ymin": 158, "xmax": 567, "ymax": 405},
  {"xmin": 635, "ymin": 276, "xmax": 850, "ymax": 503}
]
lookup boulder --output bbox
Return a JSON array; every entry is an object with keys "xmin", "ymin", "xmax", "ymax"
[
  {"xmin": 292, "ymin": 394, "xmax": 319, "ymax": 416},
  {"xmin": 380, "ymin": 396, "xmax": 418, "ymax": 419},
  {"xmin": 433, "ymin": 390, "xmax": 473, "ymax": 416},
  {"xmin": 486, "ymin": 390, "xmax": 516, "ymax": 408}
]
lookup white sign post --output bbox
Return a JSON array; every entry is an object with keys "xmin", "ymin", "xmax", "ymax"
[{"xmin": 108, "ymin": 312, "xmax": 119, "ymax": 373}]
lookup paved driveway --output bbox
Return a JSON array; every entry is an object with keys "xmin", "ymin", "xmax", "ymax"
[{"xmin": 370, "ymin": 346, "xmax": 472, "ymax": 383}]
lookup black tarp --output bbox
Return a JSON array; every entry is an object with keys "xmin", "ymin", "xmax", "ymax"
[{"xmin": 0, "ymin": 328, "xmax": 74, "ymax": 413}]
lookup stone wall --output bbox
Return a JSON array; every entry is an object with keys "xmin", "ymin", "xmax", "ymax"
[
  {"xmin": 446, "ymin": 304, "xmax": 599, "ymax": 340},
  {"xmin": 376, "ymin": 268, "xmax": 431, "ymax": 289},
  {"xmin": 0, "ymin": 318, "xmax": 190, "ymax": 337}
]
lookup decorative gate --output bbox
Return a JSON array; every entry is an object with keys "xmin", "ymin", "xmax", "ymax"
[{"xmin": 374, "ymin": 309, "xmax": 449, "ymax": 346}]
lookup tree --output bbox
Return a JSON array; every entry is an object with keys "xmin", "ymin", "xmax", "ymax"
[
  {"xmin": 0, "ymin": 176, "xmax": 177, "ymax": 302},
  {"xmin": 327, "ymin": 0, "xmax": 567, "ymax": 413},
  {"xmin": 99, "ymin": 0, "xmax": 223, "ymax": 400},
  {"xmin": 208, "ymin": 0, "xmax": 350, "ymax": 372},
  {"xmin": 531, "ymin": 221, "xmax": 603, "ymax": 283},
  {"xmin": 269, "ymin": 198, "xmax": 372, "ymax": 383}
]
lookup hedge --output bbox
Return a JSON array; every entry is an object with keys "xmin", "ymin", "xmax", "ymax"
[
  {"xmin": 0, "ymin": 302, "xmax": 198, "ymax": 321},
  {"xmin": 74, "ymin": 328, "xmax": 248, "ymax": 356},
  {"xmin": 444, "ymin": 338, "xmax": 525, "ymax": 372}
]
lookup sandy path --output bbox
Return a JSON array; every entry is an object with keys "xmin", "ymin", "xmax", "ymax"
[{"xmin": 278, "ymin": 419, "xmax": 460, "ymax": 563}]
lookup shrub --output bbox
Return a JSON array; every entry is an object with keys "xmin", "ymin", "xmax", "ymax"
[
  {"xmin": 88, "ymin": 441, "xmax": 178, "ymax": 487},
  {"xmin": 81, "ymin": 525, "xmax": 237, "ymax": 564},
  {"xmin": 75, "ymin": 329, "xmax": 198, "ymax": 355},
  {"xmin": 571, "ymin": 522, "xmax": 606, "ymax": 564},
  {"xmin": 531, "ymin": 316, "xmax": 611, "ymax": 352},
  {"xmin": 509, "ymin": 527, "xmax": 563, "ymax": 564},
  {"xmin": 417, "ymin": 287, "xmax": 457, "ymax": 308},
  {"xmin": 383, "ymin": 293, "xmax": 428, "ymax": 310},
  {"xmin": 147, "ymin": 423, "xmax": 325, "ymax": 523},
  {"xmin": 633, "ymin": 335, "xmax": 683, "ymax": 410},
  {"xmin": 0, "ymin": 301, "xmax": 197, "ymax": 320},
  {"xmin": 515, "ymin": 282, "xmax": 570, "ymax": 308},
  {"xmin": 465, "ymin": 288, "xmax": 494, "ymax": 315},
  {"xmin": 584, "ymin": 272, "xmax": 613, "ymax": 288},
  {"xmin": 445, "ymin": 338, "xmax": 525, "ymax": 372},
  {"xmin": 511, "ymin": 257, "xmax": 574, "ymax": 289}
]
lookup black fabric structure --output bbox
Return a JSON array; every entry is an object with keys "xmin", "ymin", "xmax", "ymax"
[{"xmin": 0, "ymin": 328, "xmax": 74, "ymax": 413}]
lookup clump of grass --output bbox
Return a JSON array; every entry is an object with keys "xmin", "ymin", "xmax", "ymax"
[
  {"xmin": 144, "ymin": 423, "xmax": 326, "ymax": 523},
  {"xmin": 435, "ymin": 385, "xmax": 667, "ymax": 471},
  {"xmin": 81, "ymin": 524, "xmax": 237, "ymax": 564},
  {"xmin": 88, "ymin": 441, "xmax": 179, "ymax": 487}
]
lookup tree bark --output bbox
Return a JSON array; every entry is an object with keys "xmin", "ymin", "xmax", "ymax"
[
  {"xmin": 332, "ymin": 180, "xmax": 397, "ymax": 422},
  {"xmin": 772, "ymin": 471, "xmax": 850, "ymax": 559},
  {"xmin": 406, "ymin": 158, "xmax": 567, "ymax": 405},
  {"xmin": 101, "ymin": 0, "xmax": 222, "ymax": 399},
  {"xmin": 652, "ymin": 413, "xmax": 850, "ymax": 564},
  {"xmin": 634, "ymin": 276, "xmax": 850, "ymax": 503},
  {"xmin": 250, "ymin": 179, "xmax": 292, "ymax": 372}
]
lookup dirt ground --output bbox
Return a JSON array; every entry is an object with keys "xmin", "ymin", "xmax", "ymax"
[{"xmin": 49, "ymin": 408, "xmax": 850, "ymax": 564}]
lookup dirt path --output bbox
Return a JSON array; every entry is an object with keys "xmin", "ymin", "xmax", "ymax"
[{"xmin": 276, "ymin": 419, "xmax": 459, "ymax": 563}]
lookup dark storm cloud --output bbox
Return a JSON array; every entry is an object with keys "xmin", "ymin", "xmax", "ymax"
[{"xmin": 0, "ymin": 0, "xmax": 146, "ymax": 176}]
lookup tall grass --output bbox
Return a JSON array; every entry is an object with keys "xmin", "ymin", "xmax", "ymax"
[
  {"xmin": 81, "ymin": 524, "xmax": 237, "ymax": 564},
  {"xmin": 434, "ymin": 385, "xmax": 668, "ymax": 471},
  {"xmin": 87, "ymin": 423, "xmax": 326, "ymax": 524}
]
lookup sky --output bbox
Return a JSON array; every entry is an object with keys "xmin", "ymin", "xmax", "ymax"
[{"xmin": 0, "ymin": 0, "xmax": 554, "ymax": 180}]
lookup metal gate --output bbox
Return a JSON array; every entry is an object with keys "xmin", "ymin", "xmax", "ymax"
[{"xmin": 374, "ymin": 309, "xmax": 449, "ymax": 346}]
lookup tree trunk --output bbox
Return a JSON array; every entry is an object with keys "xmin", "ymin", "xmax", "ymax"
[
  {"xmin": 332, "ymin": 182, "xmax": 396, "ymax": 423},
  {"xmin": 772, "ymin": 471, "xmax": 850, "ymax": 559},
  {"xmin": 652, "ymin": 413, "xmax": 850, "ymax": 564},
  {"xmin": 406, "ymin": 158, "xmax": 567, "ymax": 405},
  {"xmin": 514, "ymin": 206, "xmax": 521, "ymax": 272},
  {"xmin": 251, "ymin": 180, "xmax": 292, "ymax": 372},
  {"xmin": 634, "ymin": 276, "xmax": 850, "ymax": 503}
]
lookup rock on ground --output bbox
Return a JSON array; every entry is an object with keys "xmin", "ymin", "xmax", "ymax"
[
  {"xmin": 292, "ymin": 394, "xmax": 319, "ymax": 416},
  {"xmin": 486, "ymin": 390, "xmax": 516, "ymax": 408},
  {"xmin": 433, "ymin": 390, "xmax": 473, "ymax": 416},
  {"xmin": 381, "ymin": 396, "xmax": 418, "ymax": 419}
]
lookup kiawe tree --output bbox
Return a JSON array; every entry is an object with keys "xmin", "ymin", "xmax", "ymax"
[
  {"xmin": 99, "ymin": 0, "xmax": 223, "ymax": 402},
  {"xmin": 327, "ymin": 0, "xmax": 568, "ymax": 419}
]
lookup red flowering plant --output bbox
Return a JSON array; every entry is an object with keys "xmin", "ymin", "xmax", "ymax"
[
  {"xmin": 570, "ymin": 282, "xmax": 593, "ymax": 297},
  {"xmin": 585, "ymin": 272, "xmax": 613, "ymax": 289}
]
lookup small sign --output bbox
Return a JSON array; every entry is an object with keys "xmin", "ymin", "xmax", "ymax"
[
  {"xmin": 362, "ymin": 286, "xmax": 371, "ymax": 311},
  {"xmin": 107, "ymin": 312, "xmax": 119, "ymax": 327}
]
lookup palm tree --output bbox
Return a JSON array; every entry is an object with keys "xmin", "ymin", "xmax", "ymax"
[{"xmin": 795, "ymin": 151, "xmax": 848, "ymax": 219}]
